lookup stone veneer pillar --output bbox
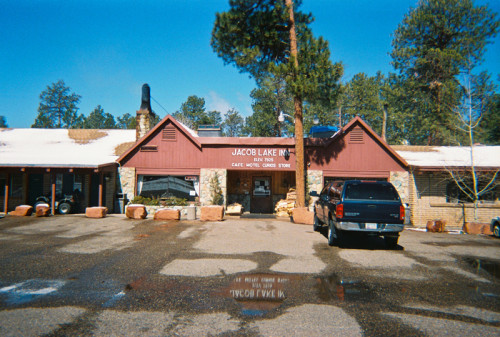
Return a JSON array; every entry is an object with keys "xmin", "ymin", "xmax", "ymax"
[
  {"xmin": 118, "ymin": 167, "xmax": 136, "ymax": 203},
  {"xmin": 199, "ymin": 169, "xmax": 227, "ymax": 207},
  {"xmin": 389, "ymin": 171, "xmax": 410, "ymax": 204},
  {"xmin": 136, "ymin": 110, "xmax": 153, "ymax": 140},
  {"xmin": 307, "ymin": 170, "xmax": 323, "ymax": 211}
]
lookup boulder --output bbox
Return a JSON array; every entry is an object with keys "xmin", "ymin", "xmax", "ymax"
[
  {"xmin": 126, "ymin": 204, "xmax": 147, "ymax": 219},
  {"xmin": 463, "ymin": 222, "xmax": 492, "ymax": 235},
  {"xmin": 10, "ymin": 205, "xmax": 33, "ymax": 216},
  {"xmin": 200, "ymin": 206, "xmax": 224, "ymax": 221},
  {"xmin": 35, "ymin": 204, "xmax": 50, "ymax": 217},
  {"xmin": 426, "ymin": 220, "xmax": 447, "ymax": 233},
  {"xmin": 154, "ymin": 208, "xmax": 180, "ymax": 221},
  {"xmin": 85, "ymin": 207, "xmax": 107, "ymax": 218},
  {"xmin": 292, "ymin": 207, "xmax": 314, "ymax": 225}
]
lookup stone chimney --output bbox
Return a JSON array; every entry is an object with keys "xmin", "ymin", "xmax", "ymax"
[{"xmin": 136, "ymin": 83, "xmax": 156, "ymax": 141}]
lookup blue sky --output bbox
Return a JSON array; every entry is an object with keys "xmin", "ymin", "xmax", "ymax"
[{"xmin": 1, "ymin": 0, "xmax": 498, "ymax": 128}]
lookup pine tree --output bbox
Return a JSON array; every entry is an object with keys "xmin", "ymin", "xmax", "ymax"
[
  {"xmin": 32, "ymin": 80, "xmax": 81, "ymax": 128},
  {"xmin": 391, "ymin": 0, "xmax": 499, "ymax": 145}
]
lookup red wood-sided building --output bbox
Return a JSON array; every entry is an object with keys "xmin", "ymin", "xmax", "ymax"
[{"xmin": 118, "ymin": 114, "xmax": 409, "ymax": 214}]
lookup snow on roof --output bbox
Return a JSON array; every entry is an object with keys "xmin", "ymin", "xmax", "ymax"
[
  {"xmin": 393, "ymin": 145, "xmax": 500, "ymax": 168},
  {"xmin": 0, "ymin": 128, "xmax": 136, "ymax": 167},
  {"xmin": 177, "ymin": 121, "xmax": 199, "ymax": 138}
]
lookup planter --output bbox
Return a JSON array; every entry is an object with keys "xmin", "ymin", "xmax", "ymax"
[
  {"xmin": 291, "ymin": 207, "xmax": 314, "ymax": 225},
  {"xmin": 35, "ymin": 204, "xmax": 50, "ymax": 217},
  {"xmin": 126, "ymin": 204, "xmax": 147, "ymax": 219},
  {"xmin": 154, "ymin": 208, "xmax": 180, "ymax": 221},
  {"xmin": 426, "ymin": 220, "xmax": 447, "ymax": 233},
  {"xmin": 85, "ymin": 207, "xmax": 107, "ymax": 218},
  {"xmin": 200, "ymin": 206, "xmax": 224, "ymax": 221},
  {"xmin": 10, "ymin": 205, "xmax": 33, "ymax": 216},
  {"xmin": 463, "ymin": 222, "xmax": 492, "ymax": 235}
]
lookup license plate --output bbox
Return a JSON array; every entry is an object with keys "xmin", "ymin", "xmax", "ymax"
[{"xmin": 366, "ymin": 223, "xmax": 377, "ymax": 229}]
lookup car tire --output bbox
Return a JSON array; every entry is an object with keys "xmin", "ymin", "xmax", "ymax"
[
  {"xmin": 493, "ymin": 223, "xmax": 500, "ymax": 238},
  {"xmin": 328, "ymin": 218, "xmax": 342, "ymax": 247},
  {"xmin": 384, "ymin": 235, "xmax": 399, "ymax": 249},
  {"xmin": 58, "ymin": 202, "xmax": 71, "ymax": 215},
  {"xmin": 313, "ymin": 214, "xmax": 321, "ymax": 232}
]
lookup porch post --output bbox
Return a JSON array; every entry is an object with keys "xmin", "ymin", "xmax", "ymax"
[
  {"xmin": 51, "ymin": 174, "xmax": 56, "ymax": 215},
  {"xmin": 4, "ymin": 173, "xmax": 10, "ymax": 214},
  {"xmin": 98, "ymin": 172, "xmax": 103, "ymax": 207}
]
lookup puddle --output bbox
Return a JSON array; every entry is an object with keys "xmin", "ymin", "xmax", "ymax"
[
  {"xmin": 316, "ymin": 274, "xmax": 372, "ymax": 302},
  {"xmin": 103, "ymin": 290, "xmax": 126, "ymax": 307},
  {"xmin": 0, "ymin": 279, "xmax": 66, "ymax": 305},
  {"xmin": 463, "ymin": 257, "xmax": 500, "ymax": 280},
  {"xmin": 221, "ymin": 273, "xmax": 302, "ymax": 317}
]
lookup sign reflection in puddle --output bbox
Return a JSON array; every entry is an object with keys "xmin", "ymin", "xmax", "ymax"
[
  {"xmin": 224, "ymin": 272, "xmax": 373, "ymax": 316},
  {"xmin": 224, "ymin": 273, "xmax": 300, "ymax": 316}
]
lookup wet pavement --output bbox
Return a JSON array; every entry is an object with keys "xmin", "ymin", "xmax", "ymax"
[{"xmin": 0, "ymin": 214, "xmax": 499, "ymax": 336}]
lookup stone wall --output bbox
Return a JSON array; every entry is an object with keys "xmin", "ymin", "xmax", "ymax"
[
  {"xmin": 389, "ymin": 171, "xmax": 410, "ymax": 204},
  {"xmin": 199, "ymin": 168, "xmax": 227, "ymax": 206},
  {"xmin": 409, "ymin": 171, "xmax": 500, "ymax": 227},
  {"xmin": 307, "ymin": 170, "xmax": 323, "ymax": 211},
  {"xmin": 118, "ymin": 167, "xmax": 136, "ymax": 203},
  {"xmin": 136, "ymin": 109, "xmax": 153, "ymax": 141}
]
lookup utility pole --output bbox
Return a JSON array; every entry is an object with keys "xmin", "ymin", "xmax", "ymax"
[{"xmin": 286, "ymin": 0, "xmax": 305, "ymax": 208}]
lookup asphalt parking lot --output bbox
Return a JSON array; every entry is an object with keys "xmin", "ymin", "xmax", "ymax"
[{"xmin": 0, "ymin": 214, "xmax": 499, "ymax": 336}]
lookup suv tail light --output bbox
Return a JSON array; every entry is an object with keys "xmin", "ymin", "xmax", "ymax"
[
  {"xmin": 336, "ymin": 204, "xmax": 344, "ymax": 219},
  {"xmin": 400, "ymin": 205, "xmax": 405, "ymax": 221}
]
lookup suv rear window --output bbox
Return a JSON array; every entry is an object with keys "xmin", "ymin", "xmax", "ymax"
[{"xmin": 344, "ymin": 182, "xmax": 400, "ymax": 201}]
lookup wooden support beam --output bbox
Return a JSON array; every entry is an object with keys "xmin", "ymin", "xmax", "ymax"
[
  {"xmin": 98, "ymin": 173, "xmax": 103, "ymax": 207},
  {"xmin": 3, "ymin": 173, "xmax": 10, "ymax": 214},
  {"xmin": 51, "ymin": 174, "xmax": 56, "ymax": 215}
]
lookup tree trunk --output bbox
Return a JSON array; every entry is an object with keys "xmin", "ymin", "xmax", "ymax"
[{"xmin": 286, "ymin": 0, "xmax": 305, "ymax": 208}]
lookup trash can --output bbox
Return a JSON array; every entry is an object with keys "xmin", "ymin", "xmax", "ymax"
[{"xmin": 116, "ymin": 194, "xmax": 128, "ymax": 214}]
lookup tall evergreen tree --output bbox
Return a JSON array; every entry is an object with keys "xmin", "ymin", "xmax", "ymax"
[
  {"xmin": 0, "ymin": 116, "xmax": 7, "ymax": 128},
  {"xmin": 477, "ymin": 92, "xmax": 500, "ymax": 144},
  {"xmin": 173, "ymin": 95, "xmax": 222, "ymax": 130},
  {"xmin": 245, "ymin": 74, "xmax": 294, "ymax": 137},
  {"xmin": 117, "ymin": 113, "xmax": 136, "ymax": 129},
  {"xmin": 391, "ymin": 0, "xmax": 499, "ymax": 145},
  {"xmin": 212, "ymin": 0, "xmax": 343, "ymax": 207},
  {"xmin": 32, "ymin": 80, "xmax": 82, "ymax": 128},
  {"xmin": 340, "ymin": 72, "xmax": 386, "ymax": 135},
  {"xmin": 222, "ymin": 108, "xmax": 245, "ymax": 137},
  {"xmin": 84, "ymin": 105, "xmax": 117, "ymax": 129}
]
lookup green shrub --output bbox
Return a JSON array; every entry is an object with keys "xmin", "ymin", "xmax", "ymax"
[
  {"xmin": 130, "ymin": 195, "xmax": 160, "ymax": 206},
  {"xmin": 161, "ymin": 197, "xmax": 188, "ymax": 206}
]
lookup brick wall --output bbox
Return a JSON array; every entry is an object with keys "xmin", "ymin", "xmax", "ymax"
[{"xmin": 409, "ymin": 172, "xmax": 500, "ymax": 227}]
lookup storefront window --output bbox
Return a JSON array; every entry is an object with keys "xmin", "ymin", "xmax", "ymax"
[
  {"xmin": 137, "ymin": 175, "xmax": 198, "ymax": 201},
  {"xmin": 10, "ymin": 173, "xmax": 23, "ymax": 198}
]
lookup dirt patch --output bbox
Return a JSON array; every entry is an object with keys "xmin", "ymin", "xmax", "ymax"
[
  {"xmin": 114, "ymin": 142, "xmax": 136, "ymax": 155},
  {"xmin": 68, "ymin": 129, "xmax": 107, "ymax": 144}
]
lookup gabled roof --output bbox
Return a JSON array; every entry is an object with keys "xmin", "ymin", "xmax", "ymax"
[
  {"xmin": 336, "ymin": 116, "xmax": 409, "ymax": 169},
  {"xmin": 117, "ymin": 115, "xmax": 202, "ymax": 163},
  {"xmin": 0, "ymin": 128, "xmax": 135, "ymax": 168}
]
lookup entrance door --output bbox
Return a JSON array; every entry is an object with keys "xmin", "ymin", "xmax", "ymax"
[{"xmin": 251, "ymin": 176, "xmax": 272, "ymax": 213}]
